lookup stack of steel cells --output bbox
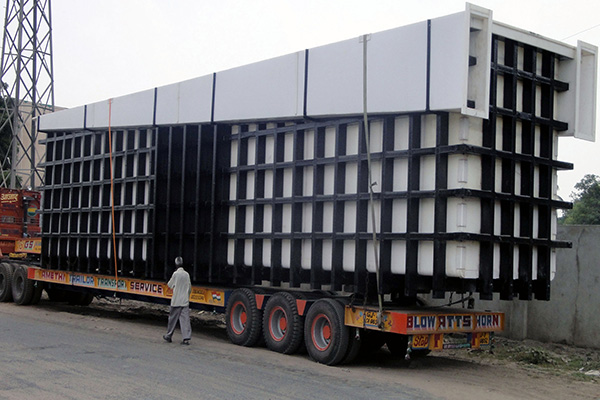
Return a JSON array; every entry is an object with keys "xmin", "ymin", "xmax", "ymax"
[{"xmin": 40, "ymin": 34, "xmax": 573, "ymax": 301}]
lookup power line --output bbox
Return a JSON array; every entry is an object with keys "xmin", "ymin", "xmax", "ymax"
[{"xmin": 562, "ymin": 22, "xmax": 600, "ymax": 40}]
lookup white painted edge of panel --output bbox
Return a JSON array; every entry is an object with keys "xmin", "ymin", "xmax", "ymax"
[
  {"xmin": 155, "ymin": 74, "xmax": 214, "ymax": 125},
  {"xmin": 104, "ymin": 89, "xmax": 156, "ymax": 129},
  {"xmin": 492, "ymin": 21, "xmax": 576, "ymax": 59},
  {"xmin": 85, "ymin": 89, "xmax": 155, "ymax": 130},
  {"xmin": 37, "ymin": 105, "xmax": 85, "ymax": 131},
  {"xmin": 573, "ymin": 41, "xmax": 597, "ymax": 141},
  {"xmin": 213, "ymin": 51, "xmax": 305, "ymax": 122},
  {"xmin": 556, "ymin": 40, "xmax": 597, "ymax": 141},
  {"xmin": 461, "ymin": 3, "xmax": 492, "ymax": 119}
]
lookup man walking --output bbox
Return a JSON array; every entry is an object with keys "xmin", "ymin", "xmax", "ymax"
[{"xmin": 163, "ymin": 256, "xmax": 192, "ymax": 345}]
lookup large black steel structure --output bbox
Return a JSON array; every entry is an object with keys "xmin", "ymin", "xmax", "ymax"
[{"xmin": 40, "ymin": 33, "xmax": 572, "ymax": 302}]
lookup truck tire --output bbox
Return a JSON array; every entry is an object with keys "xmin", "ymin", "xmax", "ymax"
[
  {"xmin": 11, "ymin": 265, "xmax": 35, "ymax": 305},
  {"xmin": 46, "ymin": 287, "xmax": 69, "ymax": 302},
  {"xmin": 410, "ymin": 349, "xmax": 431, "ymax": 358},
  {"xmin": 385, "ymin": 333, "xmax": 409, "ymax": 358},
  {"xmin": 30, "ymin": 280, "xmax": 43, "ymax": 305},
  {"xmin": 226, "ymin": 288, "xmax": 263, "ymax": 347},
  {"xmin": 0, "ymin": 262, "xmax": 14, "ymax": 302},
  {"xmin": 304, "ymin": 298, "xmax": 349, "ymax": 366},
  {"xmin": 262, "ymin": 292, "xmax": 304, "ymax": 354},
  {"xmin": 358, "ymin": 329, "xmax": 387, "ymax": 356},
  {"xmin": 340, "ymin": 328, "xmax": 362, "ymax": 364}
]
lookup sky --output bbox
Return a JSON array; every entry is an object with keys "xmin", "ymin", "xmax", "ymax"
[{"xmin": 47, "ymin": 0, "xmax": 600, "ymax": 199}]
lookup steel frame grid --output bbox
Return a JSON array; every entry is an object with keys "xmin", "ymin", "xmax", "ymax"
[
  {"xmin": 40, "ymin": 128, "xmax": 156, "ymax": 279},
  {"xmin": 222, "ymin": 102, "xmax": 570, "ymax": 299},
  {"xmin": 152, "ymin": 124, "xmax": 216, "ymax": 283},
  {"xmin": 485, "ymin": 35, "xmax": 569, "ymax": 301}
]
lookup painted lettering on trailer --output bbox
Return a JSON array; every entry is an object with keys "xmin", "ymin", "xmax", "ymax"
[
  {"xmin": 476, "ymin": 314, "xmax": 501, "ymax": 329},
  {"xmin": 437, "ymin": 315, "xmax": 472, "ymax": 330},
  {"xmin": 407, "ymin": 315, "xmax": 473, "ymax": 332},
  {"xmin": 97, "ymin": 278, "xmax": 127, "ymax": 290},
  {"xmin": 129, "ymin": 281, "xmax": 164, "ymax": 295},
  {"xmin": 70, "ymin": 274, "xmax": 95, "ymax": 286},
  {"xmin": 190, "ymin": 289, "xmax": 206, "ymax": 302},
  {"xmin": 41, "ymin": 270, "xmax": 68, "ymax": 283},
  {"xmin": 1, "ymin": 193, "xmax": 18, "ymax": 204},
  {"xmin": 407, "ymin": 315, "xmax": 437, "ymax": 330}
]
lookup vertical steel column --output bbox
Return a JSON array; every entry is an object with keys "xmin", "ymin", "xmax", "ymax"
[
  {"xmin": 310, "ymin": 126, "xmax": 325, "ymax": 289},
  {"xmin": 377, "ymin": 117, "xmax": 394, "ymax": 295},
  {"xmin": 404, "ymin": 115, "xmax": 421, "ymax": 297},
  {"xmin": 289, "ymin": 126, "xmax": 305, "ymax": 287},
  {"xmin": 432, "ymin": 113, "xmax": 448, "ymax": 298}
]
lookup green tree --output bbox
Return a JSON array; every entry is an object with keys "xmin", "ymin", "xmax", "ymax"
[
  {"xmin": 0, "ymin": 92, "xmax": 21, "ymax": 187},
  {"xmin": 560, "ymin": 174, "xmax": 600, "ymax": 225},
  {"xmin": 0, "ymin": 96, "xmax": 12, "ymax": 169}
]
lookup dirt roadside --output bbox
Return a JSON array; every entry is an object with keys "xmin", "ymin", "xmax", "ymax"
[{"xmin": 3, "ymin": 296, "xmax": 600, "ymax": 400}]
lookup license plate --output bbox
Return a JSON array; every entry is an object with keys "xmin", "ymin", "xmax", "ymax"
[
  {"xmin": 412, "ymin": 334, "xmax": 430, "ymax": 349},
  {"xmin": 478, "ymin": 332, "xmax": 490, "ymax": 346},
  {"xmin": 363, "ymin": 310, "xmax": 378, "ymax": 326}
]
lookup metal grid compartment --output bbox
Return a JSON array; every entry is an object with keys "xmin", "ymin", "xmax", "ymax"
[{"xmin": 41, "ymin": 129, "xmax": 156, "ymax": 277}]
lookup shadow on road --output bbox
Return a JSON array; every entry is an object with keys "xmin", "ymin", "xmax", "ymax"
[{"xmin": 27, "ymin": 295, "xmax": 485, "ymax": 372}]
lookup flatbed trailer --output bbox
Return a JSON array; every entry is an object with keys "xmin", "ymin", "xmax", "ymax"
[
  {"xmin": 1, "ymin": 3, "xmax": 594, "ymax": 366},
  {"xmin": 23, "ymin": 266, "xmax": 503, "ymax": 364}
]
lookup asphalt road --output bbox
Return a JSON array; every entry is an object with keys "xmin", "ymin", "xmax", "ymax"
[
  {"xmin": 0, "ymin": 300, "xmax": 433, "ymax": 400},
  {"xmin": 1, "ymin": 299, "xmax": 598, "ymax": 400}
]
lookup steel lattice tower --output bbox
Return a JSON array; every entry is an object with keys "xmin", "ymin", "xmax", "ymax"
[{"xmin": 0, "ymin": 0, "xmax": 54, "ymax": 189}]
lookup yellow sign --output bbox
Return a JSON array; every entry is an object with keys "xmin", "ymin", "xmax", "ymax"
[
  {"xmin": 1, "ymin": 193, "xmax": 18, "ymax": 204},
  {"xmin": 344, "ymin": 307, "xmax": 395, "ymax": 332},
  {"xmin": 15, "ymin": 238, "xmax": 42, "ymax": 254},
  {"xmin": 412, "ymin": 334, "xmax": 430, "ymax": 349},
  {"xmin": 472, "ymin": 332, "xmax": 490, "ymax": 348}
]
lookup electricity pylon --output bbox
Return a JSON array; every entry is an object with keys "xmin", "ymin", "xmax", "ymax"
[{"xmin": 0, "ymin": 0, "xmax": 54, "ymax": 189}]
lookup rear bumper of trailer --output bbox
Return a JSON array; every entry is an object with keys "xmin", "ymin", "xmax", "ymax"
[{"xmin": 345, "ymin": 305, "xmax": 504, "ymax": 352}]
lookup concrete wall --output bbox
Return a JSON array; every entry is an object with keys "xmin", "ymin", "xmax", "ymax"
[
  {"xmin": 425, "ymin": 225, "xmax": 600, "ymax": 348},
  {"xmin": 474, "ymin": 225, "xmax": 600, "ymax": 348}
]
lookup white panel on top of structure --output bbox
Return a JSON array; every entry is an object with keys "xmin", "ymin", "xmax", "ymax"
[
  {"xmin": 366, "ymin": 21, "xmax": 428, "ymax": 113},
  {"xmin": 37, "ymin": 2, "xmax": 597, "ymax": 145},
  {"xmin": 557, "ymin": 41, "xmax": 598, "ymax": 141},
  {"xmin": 305, "ymin": 36, "xmax": 363, "ymax": 117},
  {"xmin": 155, "ymin": 75, "xmax": 214, "ymax": 125},
  {"xmin": 306, "ymin": 21, "xmax": 429, "ymax": 117},
  {"xmin": 86, "ymin": 89, "xmax": 155, "ymax": 129},
  {"xmin": 429, "ymin": 4, "xmax": 492, "ymax": 119},
  {"xmin": 213, "ymin": 51, "xmax": 305, "ymax": 122},
  {"xmin": 37, "ymin": 105, "xmax": 85, "ymax": 131}
]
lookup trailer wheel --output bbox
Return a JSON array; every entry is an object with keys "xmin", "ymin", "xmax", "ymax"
[
  {"xmin": 262, "ymin": 292, "xmax": 304, "ymax": 354},
  {"xmin": 385, "ymin": 333, "xmax": 409, "ymax": 358},
  {"xmin": 410, "ymin": 349, "xmax": 431, "ymax": 358},
  {"xmin": 0, "ymin": 262, "xmax": 14, "ymax": 302},
  {"xmin": 46, "ymin": 287, "xmax": 69, "ymax": 302},
  {"xmin": 30, "ymin": 280, "xmax": 43, "ymax": 305},
  {"xmin": 226, "ymin": 288, "xmax": 263, "ymax": 347},
  {"xmin": 11, "ymin": 266, "xmax": 35, "ymax": 305},
  {"xmin": 340, "ymin": 328, "xmax": 362, "ymax": 364},
  {"xmin": 358, "ymin": 329, "xmax": 387, "ymax": 356},
  {"xmin": 304, "ymin": 298, "xmax": 349, "ymax": 366},
  {"xmin": 67, "ymin": 292, "xmax": 94, "ymax": 306}
]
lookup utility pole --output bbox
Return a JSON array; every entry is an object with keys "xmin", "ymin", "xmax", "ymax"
[{"xmin": 0, "ymin": 0, "xmax": 54, "ymax": 189}]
